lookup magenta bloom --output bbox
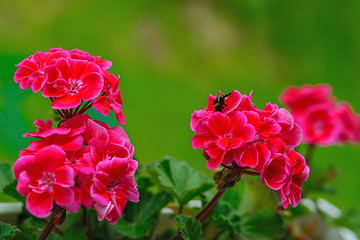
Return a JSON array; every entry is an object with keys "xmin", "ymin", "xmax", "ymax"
[
  {"xmin": 91, "ymin": 158, "xmax": 139, "ymax": 224},
  {"xmin": 261, "ymin": 148, "xmax": 309, "ymax": 208},
  {"xmin": 191, "ymin": 90, "xmax": 308, "ymax": 208},
  {"xmin": 280, "ymin": 84, "xmax": 360, "ymax": 145},
  {"xmin": 300, "ymin": 105, "xmax": 341, "ymax": 146},
  {"xmin": 279, "ymin": 149, "xmax": 309, "ymax": 208},
  {"xmin": 14, "ymin": 145, "xmax": 75, "ymax": 218},
  {"xmin": 16, "ymin": 113, "xmax": 138, "ymax": 222},
  {"xmin": 14, "ymin": 49, "xmax": 70, "ymax": 92},
  {"xmin": 93, "ymin": 70, "xmax": 126, "ymax": 124},
  {"xmin": 192, "ymin": 111, "xmax": 255, "ymax": 169},
  {"xmin": 42, "ymin": 58, "xmax": 104, "ymax": 109}
]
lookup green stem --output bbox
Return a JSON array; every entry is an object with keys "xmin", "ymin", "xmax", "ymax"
[{"xmin": 306, "ymin": 144, "xmax": 316, "ymax": 167}]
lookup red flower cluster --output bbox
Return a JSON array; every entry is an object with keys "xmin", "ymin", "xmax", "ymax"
[
  {"xmin": 191, "ymin": 91, "xmax": 309, "ymax": 208},
  {"xmin": 14, "ymin": 114, "xmax": 139, "ymax": 223},
  {"xmin": 280, "ymin": 84, "xmax": 360, "ymax": 146},
  {"xmin": 14, "ymin": 48, "xmax": 125, "ymax": 124}
]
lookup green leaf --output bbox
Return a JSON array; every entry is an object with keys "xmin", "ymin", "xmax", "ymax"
[
  {"xmin": 2, "ymin": 180, "xmax": 25, "ymax": 203},
  {"xmin": 218, "ymin": 177, "xmax": 284, "ymax": 239},
  {"xmin": 0, "ymin": 222, "xmax": 20, "ymax": 240},
  {"xmin": 19, "ymin": 217, "xmax": 62, "ymax": 240},
  {"xmin": 0, "ymin": 162, "xmax": 15, "ymax": 192},
  {"xmin": 63, "ymin": 224, "xmax": 87, "ymax": 240},
  {"xmin": 212, "ymin": 201, "xmax": 242, "ymax": 234},
  {"xmin": 115, "ymin": 177, "xmax": 172, "ymax": 239},
  {"xmin": 156, "ymin": 156, "xmax": 213, "ymax": 201},
  {"xmin": 115, "ymin": 218, "xmax": 153, "ymax": 239},
  {"xmin": 175, "ymin": 215, "xmax": 202, "ymax": 240}
]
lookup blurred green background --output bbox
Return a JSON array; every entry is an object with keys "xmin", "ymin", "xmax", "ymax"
[{"xmin": 1, "ymin": 0, "xmax": 360, "ymax": 213}]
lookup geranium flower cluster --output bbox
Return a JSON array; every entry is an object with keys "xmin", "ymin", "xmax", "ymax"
[
  {"xmin": 280, "ymin": 84, "xmax": 360, "ymax": 146},
  {"xmin": 13, "ymin": 114, "xmax": 139, "ymax": 223},
  {"xmin": 14, "ymin": 48, "xmax": 125, "ymax": 124},
  {"xmin": 191, "ymin": 91, "xmax": 309, "ymax": 208}
]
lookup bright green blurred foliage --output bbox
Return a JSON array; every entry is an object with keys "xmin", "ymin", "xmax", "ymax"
[{"xmin": 1, "ymin": 0, "xmax": 360, "ymax": 212}]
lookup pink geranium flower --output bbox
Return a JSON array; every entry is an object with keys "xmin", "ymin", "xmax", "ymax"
[
  {"xmin": 192, "ymin": 111, "xmax": 255, "ymax": 169},
  {"xmin": 281, "ymin": 84, "xmax": 360, "ymax": 145},
  {"xmin": 14, "ymin": 49, "xmax": 70, "ymax": 92},
  {"xmin": 280, "ymin": 84, "xmax": 334, "ymax": 116},
  {"xmin": 261, "ymin": 148, "xmax": 309, "ymax": 208},
  {"xmin": 337, "ymin": 102, "xmax": 360, "ymax": 144},
  {"xmin": 93, "ymin": 70, "xmax": 126, "ymax": 124},
  {"xmin": 300, "ymin": 105, "xmax": 341, "ymax": 146},
  {"xmin": 279, "ymin": 149, "xmax": 309, "ymax": 208},
  {"xmin": 91, "ymin": 158, "xmax": 139, "ymax": 224},
  {"xmin": 42, "ymin": 58, "xmax": 104, "ymax": 109},
  {"xmin": 14, "ymin": 145, "xmax": 75, "ymax": 218}
]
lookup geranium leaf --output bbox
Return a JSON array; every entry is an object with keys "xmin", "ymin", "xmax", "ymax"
[
  {"xmin": 115, "ymin": 177, "xmax": 172, "ymax": 239},
  {"xmin": 63, "ymin": 224, "xmax": 87, "ymax": 240},
  {"xmin": 175, "ymin": 215, "xmax": 202, "ymax": 240},
  {"xmin": 0, "ymin": 222, "xmax": 20, "ymax": 240},
  {"xmin": 0, "ymin": 162, "xmax": 14, "ymax": 192},
  {"xmin": 156, "ymin": 156, "xmax": 213, "ymax": 200},
  {"xmin": 2, "ymin": 180, "xmax": 25, "ymax": 203}
]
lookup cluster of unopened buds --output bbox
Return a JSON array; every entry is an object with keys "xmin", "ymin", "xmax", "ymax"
[
  {"xmin": 13, "ymin": 48, "xmax": 138, "ymax": 224},
  {"xmin": 191, "ymin": 91, "xmax": 310, "ymax": 208},
  {"xmin": 280, "ymin": 84, "xmax": 360, "ymax": 146}
]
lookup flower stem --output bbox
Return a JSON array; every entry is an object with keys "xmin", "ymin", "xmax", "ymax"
[
  {"xmin": 195, "ymin": 190, "xmax": 226, "ymax": 223},
  {"xmin": 78, "ymin": 101, "xmax": 93, "ymax": 115},
  {"xmin": 306, "ymin": 144, "xmax": 316, "ymax": 167},
  {"xmin": 38, "ymin": 206, "xmax": 66, "ymax": 240}
]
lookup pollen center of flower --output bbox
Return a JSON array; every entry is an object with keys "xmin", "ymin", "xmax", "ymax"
[
  {"xmin": 38, "ymin": 172, "xmax": 56, "ymax": 192},
  {"xmin": 313, "ymin": 120, "xmax": 324, "ymax": 133},
  {"xmin": 107, "ymin": 180, "xmax": 123, "ymax": 192},
  {"xmin": 69, "ymin": 79, "xmax": 85, "ymax": 93},
  {"xmin": 226, "ymin": 133, "xmax": 233, "ymax": 139}
]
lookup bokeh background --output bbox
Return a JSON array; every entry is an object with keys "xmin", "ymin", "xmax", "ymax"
[{"xmin": 1, "ymin": 0, "xmax": 360, "ymax": 214}]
